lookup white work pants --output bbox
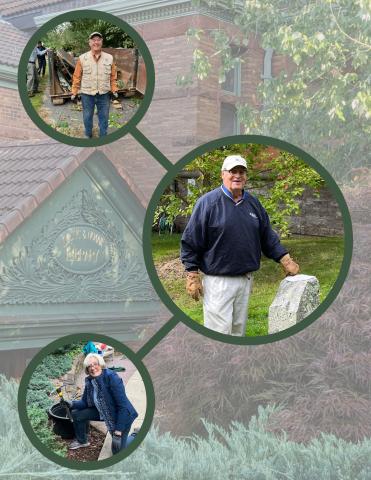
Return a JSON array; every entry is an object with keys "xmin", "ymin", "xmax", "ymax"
[{"xmin": 202, "ymin": 274, "xmax": 253, "ymax": 336}]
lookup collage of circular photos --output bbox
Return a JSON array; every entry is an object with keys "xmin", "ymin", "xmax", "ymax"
[{"xmin": 16, "ymin": 8, "xmax": 352, "ymax": 471}]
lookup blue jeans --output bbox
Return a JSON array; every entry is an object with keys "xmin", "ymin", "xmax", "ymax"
[
  {"xmin": 71, "ymin": 407, "xmax": 132, "ymax": 450},
  {"xmin": 81, "ymin": 93, "xmax": 110, "ymax": 137},
  {"xmin": 71, "ymin": 407, "xmax": 100, "ymax": 443},
  {"xmin": 111, "ymin": 424, "xmax": 132, "ymax": 454}
]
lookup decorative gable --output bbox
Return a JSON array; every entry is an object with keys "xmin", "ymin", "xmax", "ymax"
[{"xmin": 0, "ymin": 151, "xmax": 160, "ymax": 349}]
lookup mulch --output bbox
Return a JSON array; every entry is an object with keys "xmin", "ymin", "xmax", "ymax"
[{"xmin": 64, "ymin": 427, "xmax": 107, "ymax": 462}]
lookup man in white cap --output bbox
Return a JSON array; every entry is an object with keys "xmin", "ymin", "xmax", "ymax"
[
  {"xmin": 181, "ymin": 154, "xmax": 299, "ymax": 336},
  {"xmin": 71, "ymin": 32, "xmax": 119, "ymax": 138}
]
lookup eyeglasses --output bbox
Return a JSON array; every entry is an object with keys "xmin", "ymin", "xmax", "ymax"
[
  {"xmin": 227, "ymin": 168, "xmax": 247, "ymax": 175},
  {"xmin": 88, "ymin": 362, "xmax": 100, "ymax": 369}
]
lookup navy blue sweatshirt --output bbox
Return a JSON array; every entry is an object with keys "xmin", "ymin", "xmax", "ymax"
[{"xmin": 181, "ymin": 186, "xmax": 288, "ymax": 276}]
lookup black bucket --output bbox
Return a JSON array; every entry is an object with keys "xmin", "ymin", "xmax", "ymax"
[{"xmin": 48, "ymin": 402, "xmax": 75, "ymax": 439}]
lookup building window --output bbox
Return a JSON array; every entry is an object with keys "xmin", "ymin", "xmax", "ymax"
[
  {"xmin": 220, "ymin": 103, "xmax": 239, "ymax": 136},
  {"xmin": 221, "ymin": 61, "xmax": 241, "ymax": 96}
]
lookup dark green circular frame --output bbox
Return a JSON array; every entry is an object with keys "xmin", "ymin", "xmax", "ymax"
[
  {"xmin": 143, "ymin": 134, "xmax": 353, "ymax": 346},
  {"xmin": 18, "ymin": 333, "xmax": 155, "ymax": 470},
  {"xmin": 18, "ymin": 10, "xmax": 155, "ymax": 147}
]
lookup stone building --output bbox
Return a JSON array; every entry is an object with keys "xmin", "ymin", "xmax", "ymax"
[
  {"xmin": 0, "ymin": 0, "xmax": 293, "ymax": 152},
  {"xmin": 0, "ymin": 0, "xmax": 342, "ymax": 375}
]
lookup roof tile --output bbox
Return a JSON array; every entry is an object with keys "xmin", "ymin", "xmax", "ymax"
[
  {"xmin": 0, "ymin": 0, "xmax": 62, "ymax": 16},
  {"xmin": 0, "ymin": 136, "xmax": 162, "ymax": 244},
  {"xmin": 43, "ymin": 168, "xmax": 66, "ymax": 191},
  {"xmin": 57, "ymin": 155, "xmax": 81, "ymax": 178},
  {"xmin": 30, "ymin": 180, "xmax": 53, "ymax": 205},
  {"xmin": 17, "ymin": 194, "xmax": 38, "ymax": 219},
  {"xmin": 0, "ymin": 20, "xmax": 28, "ymax": 67},
  {"xmin": 0, "ymin": 0, "xmax": 112, "ymax": 18},
  {"xmin": 0, "ymin": 224, "xmax": 9, "ymax": 243},
  {"xmin": 1, "ymin": 209, "xmax": 24, "ymax": 234},
  {"xmin": 0, "ymin": 140, "xmax": 90, "ymax": 240}
]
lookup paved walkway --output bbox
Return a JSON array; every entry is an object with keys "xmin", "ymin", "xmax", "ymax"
[{"xmin": 98, "ymin": 369, "xmax": 147, "ymax": 460}]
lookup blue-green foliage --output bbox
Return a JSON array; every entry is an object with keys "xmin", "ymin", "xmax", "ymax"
[
  {"xmin": 25, "ymin": 349, "xmax": 81, "ymax": 457},
  {"xmin": 3, "ymin": 376, "xmax": 371, "ymax": 479},
  {"xmin": 26, "ymin": 349, "xmax": 76, "ymax": 409}
]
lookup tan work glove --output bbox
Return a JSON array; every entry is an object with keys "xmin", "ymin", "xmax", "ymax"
[
  {"xmin": 280, "ymin": 253, "xmax": 300, "ymax": 276},
  {"xmin": 186, "ymin": 271, "xmax": 203, "ymax": 301}
]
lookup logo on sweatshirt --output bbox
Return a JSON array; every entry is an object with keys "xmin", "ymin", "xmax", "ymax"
[{"xmin": 249, "ymin": 212, "xmax": 258, "ymax": 219}]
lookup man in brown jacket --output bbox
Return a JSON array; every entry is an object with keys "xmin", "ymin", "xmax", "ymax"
[{"xmin": 71, "ymin": 32, "xmax": 119, "ymax": 138}]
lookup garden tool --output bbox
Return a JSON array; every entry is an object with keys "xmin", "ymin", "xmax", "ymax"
[{"xmin": 56, "ymin": 387, "xmax": 73, "ymax": 422}]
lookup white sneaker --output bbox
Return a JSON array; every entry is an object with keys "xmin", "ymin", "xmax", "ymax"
[{"xmin": 69, "ymin": 440, "xmax": 90, "ymax": 450}]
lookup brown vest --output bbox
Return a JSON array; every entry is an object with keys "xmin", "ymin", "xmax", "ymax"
[{"xmin": 79, "ymin": 51, "xmax": 113, "ymax": 95}]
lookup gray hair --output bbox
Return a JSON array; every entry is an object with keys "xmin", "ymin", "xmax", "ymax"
[{"xmin": 84, "ymin": 353, "xmax": 106, "ymax": 374}]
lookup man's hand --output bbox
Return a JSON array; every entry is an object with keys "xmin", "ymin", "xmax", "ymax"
[
  {"xmin": 112, "ymin": 91, "xmax": 119, "ymax": 99},
  {"xmin": 280, "ymin": 253, "xmax": 300, "ymax": 276},
  {"xmin": 186, "ymin": 271, "xmax": 203, "ymax": 300},
  {"xmin": 71, "ymin": 94, "xmax": 76, "ymax": 101}
]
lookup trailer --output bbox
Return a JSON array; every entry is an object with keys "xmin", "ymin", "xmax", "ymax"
[{"xmin": 48, "ymin": 48, "xmax": 146, "ymax": 105}]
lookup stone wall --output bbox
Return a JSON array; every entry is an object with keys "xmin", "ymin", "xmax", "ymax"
[
  {"xmin": 173, "ymin": 177, "xmax": 343, "ymax": 236},
  {"xmin": 289, "ymin": 186, "xmax": 343, "ymax": 236}
]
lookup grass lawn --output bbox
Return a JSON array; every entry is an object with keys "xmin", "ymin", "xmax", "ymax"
[
  {"xmin": 30, "ymin": 67, "xmax": 49, "ymax": 113},
  {"xmin": 152, "ymin": 233, "xmax": 344, "ymax": 336}
]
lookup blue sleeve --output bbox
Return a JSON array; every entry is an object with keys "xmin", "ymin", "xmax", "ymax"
[
  {"xmin": 180, "ymin": 198, "xmax": 209, "ymax": 271},
  {"xmin": 72, "ymin": 383, "xmax": 88, "ymax": 410},
  {"xmin": 108, "ymin": 373, "xmax": 133, "ymax": 431},
  {"xmin": 258, "ymin": 202, "xmax": 288, "ymax": 261}
]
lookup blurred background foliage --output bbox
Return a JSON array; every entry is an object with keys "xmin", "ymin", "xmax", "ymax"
[
  {"xmin": 5, "ymin": 374, "xmax": 371, "ymax": 479},
  {"xmin": 154, "ymin": 144, "xmax": 324, "ymax": 237},
  {"xmin": 42, "ymin": 20, "xmax": 135, "ymax": 55}
]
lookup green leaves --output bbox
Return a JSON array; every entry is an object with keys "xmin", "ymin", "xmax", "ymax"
[
  {"xmin": 43, "ymin": 20, "xmax": 135, "ymax": 55},
  {"xmin": 180, "ymin": 0, "xmax": 370, "ymax": 179},
  {"xmin": 192, "ymin": 49, "xmax": 212, "ymax": 80},
  {"xmin": 155, "ymin": 144, "xmax": 323, "ymax": 237}
]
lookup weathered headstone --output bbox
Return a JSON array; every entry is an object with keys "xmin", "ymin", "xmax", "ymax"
[{"xmin": 268, "ymin": 274, "xmax": 320, "ymax": 334}]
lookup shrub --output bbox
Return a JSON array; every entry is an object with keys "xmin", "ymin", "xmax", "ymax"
[
  {"xmin": 25, "ymin": 347, "xmax": 83, "ymax": 457},
  {"xmin": 3, "ymin": 376, "xmax": 371, "ymax": 479},
  {"xmin": 27, "ymin": 405, "xmax": 67, "ymax": 457}
]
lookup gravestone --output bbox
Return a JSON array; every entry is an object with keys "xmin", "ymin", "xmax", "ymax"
[{"xmin": 268, "ymin": 274, "xmax": 320, "ymax": 334}]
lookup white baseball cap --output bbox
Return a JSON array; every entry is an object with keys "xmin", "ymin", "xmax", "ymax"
[
  {"xmin": 89, "ymin": 32, "xmax": 103, "ymax": 39},
  {"xmin": 221, "ymin": 155, "xmax": 247, "ymax": 171}
]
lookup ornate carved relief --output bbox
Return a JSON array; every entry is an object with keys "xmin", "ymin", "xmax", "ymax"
[
  {"xmin": 0, "ymin": 190, "xmax": 155, "ymax": 304},
  {"xmin": 122, "ymin": 1, "xmax": 234, "ymax": 25}
]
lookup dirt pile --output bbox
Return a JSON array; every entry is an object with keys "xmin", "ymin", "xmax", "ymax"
[{"xmin": 155, "ymin": 257, "xmax": 185, "ymax": 279}]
